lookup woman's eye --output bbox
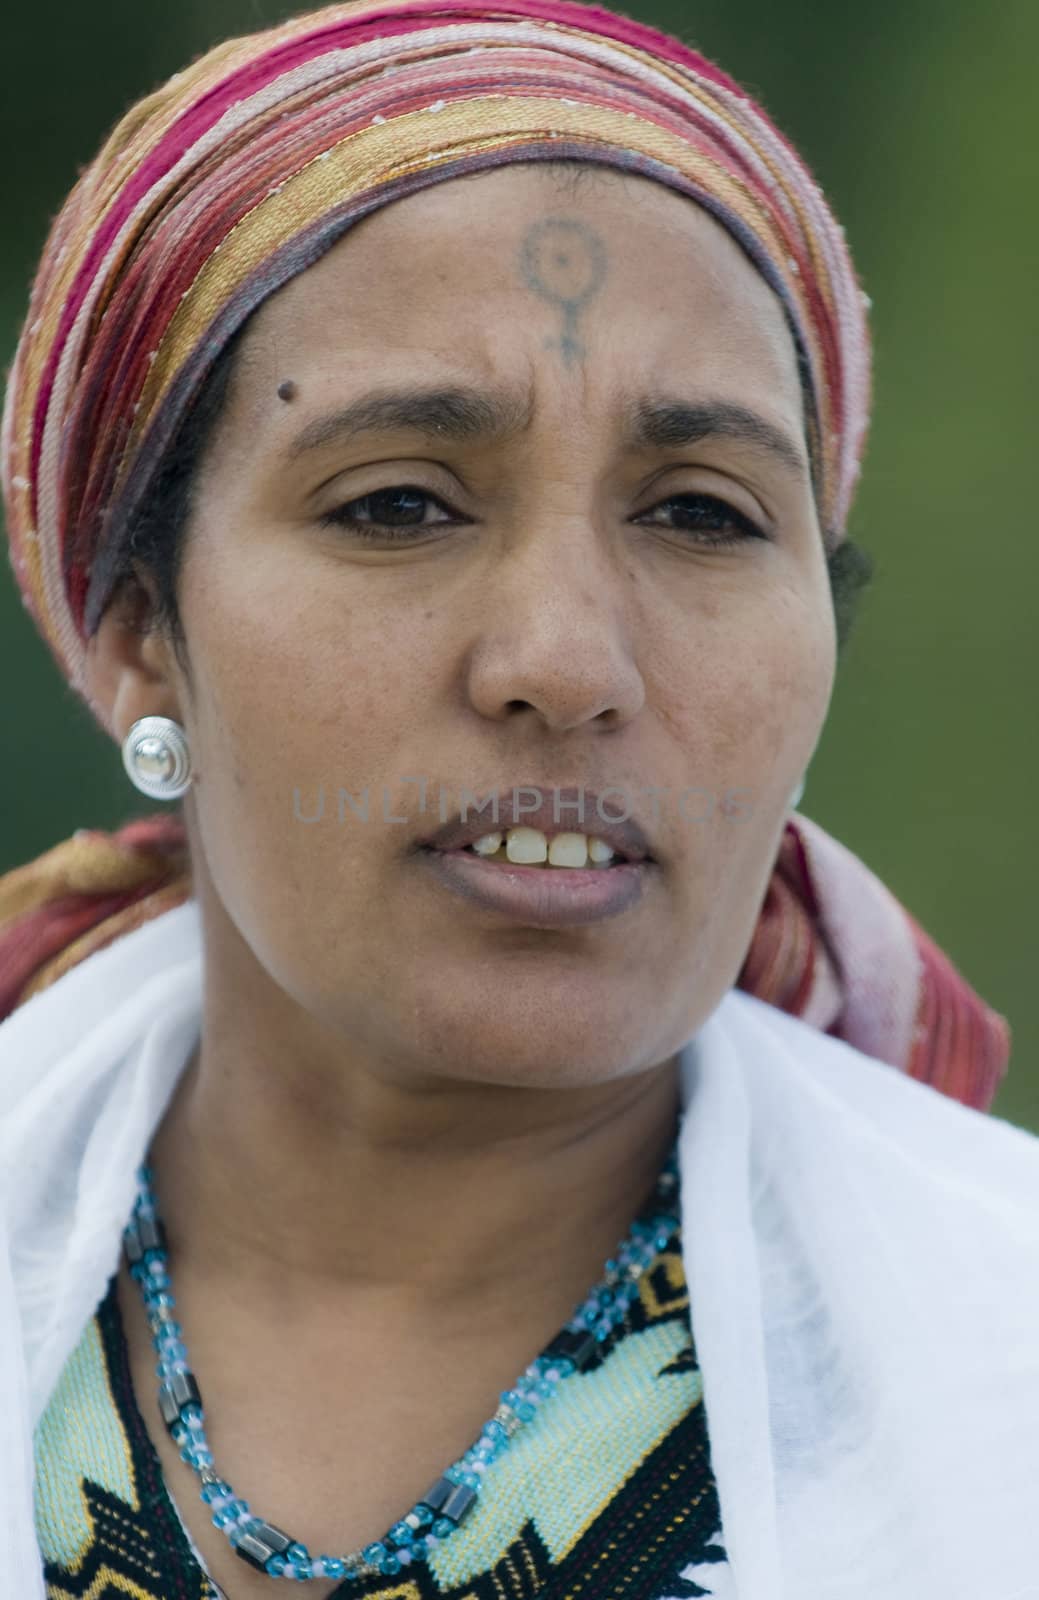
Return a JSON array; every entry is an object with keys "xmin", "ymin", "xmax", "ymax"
[
  {"xmin": 318, "ymin": 486, "xmax": 460, "ymax": 541},
  {"xmin": 634, "ymin": 492, "xmax": 767, "ymax": 546},
  {"xmin": 318, "ymin": 486, "xmax": 766, "ymax": 546}
]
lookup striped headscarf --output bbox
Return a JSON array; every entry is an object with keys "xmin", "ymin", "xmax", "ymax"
[{"xmin": 0, "ymin": 0, "xmax": 1010, "ymax": 1108}]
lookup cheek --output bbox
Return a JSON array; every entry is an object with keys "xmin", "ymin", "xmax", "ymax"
[
  {"xmin": 182, "ymin": 540, "xmax": 429, "ymax": 776},
  {"xmin": 177, "ymin": 545, "xmax": 437, "ymax": 929},
  {"xmin": 649, "ymin": 571, "xmax": 836, "ymax": 792}
]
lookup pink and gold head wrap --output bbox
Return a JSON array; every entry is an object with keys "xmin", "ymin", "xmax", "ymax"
[
  {"xmin": 0, "ymin": 0, "xmax": 1010, "ymax": 1109},
  {"xmin": 2, "ymin": 0, "xmax": 870, "ymax": 709}
]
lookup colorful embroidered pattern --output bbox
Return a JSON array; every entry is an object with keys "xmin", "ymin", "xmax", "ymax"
[{"xmin": 34, "ymin": 1234, "xmax": 732, "ymax": 1599}]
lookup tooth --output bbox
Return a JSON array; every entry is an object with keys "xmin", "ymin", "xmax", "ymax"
[
  {"xmin": 547, "ymin": 832, "xmax": 589, "ymax": 868},
  {"xmin": 471, "ymin": 831, "xmax": 503, "ymax": 856},
  {"xmin": 505, "ymin": 826, "xmax": 548, "ymax": 864},
  {"xmin": 588, "ymin": 836, "xmax": 616, "ymax": 864}
]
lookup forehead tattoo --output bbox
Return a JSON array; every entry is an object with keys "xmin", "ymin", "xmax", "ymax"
[{"xmin": 518, "ymin": 217, "xmax": 608, "ymax": 369}]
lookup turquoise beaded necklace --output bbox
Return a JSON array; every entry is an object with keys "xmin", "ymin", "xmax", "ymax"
[{"xmin": 123, "ymin": 1140, "xmax": 681, "ymax": 1587}]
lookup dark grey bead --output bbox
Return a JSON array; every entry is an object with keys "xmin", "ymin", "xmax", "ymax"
[
  {"xmin": 420, "ymin": 1477, "xmax": 476, "ymax": 1523},
  {"xmin": 158, "ymin": 1369, "xmax": 202, "ymax": 1433},
  {"xmin": 241, "ymin": 1521, "xmax": 293, "ymax": 1558},
  {"xmin": 169, "ymin": 1369, "xmax": 202, "ymax": 1411},
  {"xmin": 441, "ymin": 1482, "xmax": 477, "ymax": 1522},
  {"xmin": 123, "ymin": 1223, "xmax": 144, "ymax": 1265},
  {"xmin": 546, "ymin": 1327, "xmax": 600, "ymax": 1370},
  {"xmin": 420, "ymin": 1477, "xmax": 454, "ymax": 1513},
  {"xmin": 157, "ymin": 1384, "xmax": 181, "ymax": 1430},
  {"xmin": 137, "ymin": 1215, "xmax": 167, "ymax": 1254},
  {"xmin": 234, "ymin": 1531, "xmax": 282, "ymax": 1570}
]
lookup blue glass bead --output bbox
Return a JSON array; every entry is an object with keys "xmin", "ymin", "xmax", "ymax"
[
  {"xmin": 363, "ymin": 1543, "xmax": 387, "ymax": 1563},
  {"xmin": 145, "ymin": 1305, "xmax": 178, "ymax": 1331},
  {"xmin": 595, "ymin": 1325, "xmax": 611, "ymax": 1342},
  {"xmin": 213, "ymin": 1509, "xmax": 239, "ymax": 1529},
  {"xmin": 293, "ymin": 1559, "xmax": 313, "ymax": 1579},
  {"xmin": 323, "ymin": 1558, "xmax": 346, "ymax": 1579},
  {"xmin": 193, "ymin": 1448, "xmax": 214, "ymax": 1467},
  {"xmin": 431, "ymin": 1518, "xmax": 454, "ymax": 1538},
  {"xmin": 201, "ymin": 1480, "xmax": 233, "ymax": 1503},
  {"xmin": 515, "ymin": 1401, "xmax": 536, "ymax": 1421},
  {"xmin": 500, "ymin": 1388, "xmax": 522, "ymax": 1407},
  {"xmin": 457, "ymin": 1471, "xmax": 480, "ymax": 1489},
  {"xmin": 286, "ymin": 1542, "xmax": 309, "ymax": 1562},
  {"xmin": 553, "ymin": 1356, "xmax": 576, "ymax": 1376},
  {"xmin": 597, "ymin": 1287, "xmax": 614, "ymax": 1305},
  {"xmin": 379, "ymin": 1554, "xmax": 402, "ymax": 1576},
  {"xmin": 389, "ymin": 1522, "xmax": 414, "ymax": 1547},
  {"xmin": 410, "ymin": 1538, "xmax": 429, "ymax": 1563},
  {"xmin": 412, "ymin": 1504, "xmax": 433, "ymax": 1528},
  {"xmin": 484, "ymin": 1420, "xmax": 506, "ymax": 1442},
  {"xmin": 265, "ymin": 1555, "xmax": 287, "ymax": 1576}
]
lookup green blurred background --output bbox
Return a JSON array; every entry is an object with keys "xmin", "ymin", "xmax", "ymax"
[{"xmin": 1, "ymin": 1, "xmax": 1034, "ymax": 1126}]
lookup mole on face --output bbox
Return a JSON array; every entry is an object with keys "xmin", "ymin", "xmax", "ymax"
[
  {"xmin": 517, "ymin": 217, "xmax": 608, "ymax": 368},
  {"xmin": 277, "ymin": 379, "xmax": 299, "ymax": 402}
]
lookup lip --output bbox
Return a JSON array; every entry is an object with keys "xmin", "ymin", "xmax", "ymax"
[
  {"xmin": 418, "ymin": 846, "xmax": 653, "ymax": 927},
  {"xmin": 417, "ymin": 785, "xmax": 654, "ymax": 863}
]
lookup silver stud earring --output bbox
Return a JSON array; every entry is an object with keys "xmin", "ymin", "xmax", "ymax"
[{"xmin": 121, "ymin": 715, "xmax": 193, "ymax": 800}]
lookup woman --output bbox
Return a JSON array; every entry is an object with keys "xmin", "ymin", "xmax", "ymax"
[{"xmin": 1, "ymin": 2, "xmax": 1036, "ymax": 1597}]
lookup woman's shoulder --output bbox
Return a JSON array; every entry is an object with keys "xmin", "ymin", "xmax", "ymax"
[
  {"xmin": 0, "ymin": 897, "xmax": 201, "ymax": 1124},
  {"xmin": 701, "ymin": 986, "xmax": 1039, "ymax": 1228}
]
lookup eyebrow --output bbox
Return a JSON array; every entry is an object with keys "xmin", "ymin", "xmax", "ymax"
[{"xmin": 284, "ymin": 384, "xmax": 808, "ymax": 480}]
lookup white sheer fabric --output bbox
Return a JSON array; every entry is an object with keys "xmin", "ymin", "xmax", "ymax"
[{"xmin": 2, "ymin": 900, "xmax": 1038, "ymax": 1599}]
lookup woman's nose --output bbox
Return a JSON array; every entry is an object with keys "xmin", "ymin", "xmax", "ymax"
[{"xmin": 463, "ymin": 517, "xmax": 646, "ymax": 732}]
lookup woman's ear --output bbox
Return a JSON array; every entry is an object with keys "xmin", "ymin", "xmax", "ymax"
[{"xmin": 82, "ymin": 565, "xmax": 185, "ymax": 745}]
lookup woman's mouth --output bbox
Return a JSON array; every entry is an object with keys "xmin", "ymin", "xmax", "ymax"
[{"xmin": 418, "ymin": 827, "xmax": 654, "ymax": 927}]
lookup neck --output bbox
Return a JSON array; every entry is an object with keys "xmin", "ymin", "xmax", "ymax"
[{"xmin": 146, "ymin": 1008, "xmax": 685, "ymax": 1321}]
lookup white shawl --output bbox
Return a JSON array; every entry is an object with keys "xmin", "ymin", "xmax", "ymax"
[{"xmin": 2, "ymin": 900, "xmax": 1039, "ymax": 1599}]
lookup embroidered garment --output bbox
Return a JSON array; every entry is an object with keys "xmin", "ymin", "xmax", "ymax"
[{"xmin": 34, "ymin": 1245, "xmax": 733, "ymax": 1600}]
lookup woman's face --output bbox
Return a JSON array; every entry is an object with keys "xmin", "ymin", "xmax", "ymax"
[{"xmin": 131, "ymin": 162, "xmax": 835, "ymax": 1089}]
